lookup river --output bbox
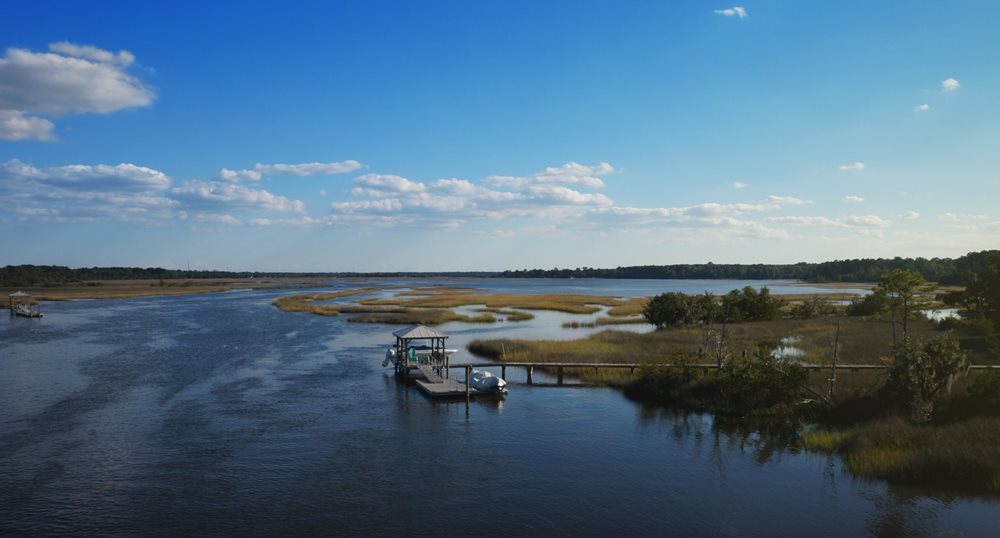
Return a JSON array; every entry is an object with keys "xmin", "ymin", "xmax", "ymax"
[{"xmin": 1, "ymin": 279, "xmax": 995, "ymax": 536}]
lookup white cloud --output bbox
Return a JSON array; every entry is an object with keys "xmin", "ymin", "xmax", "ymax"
[
  {"xmin": 901, "ymin": 210, "xmax": 920, "ymax": 220},
  {"xmin": 939, "ymin": 212, "xmax": 988, "ymax": 223},
  {"xmin": 431, "ymin": 178, "xmax": 479, "ymax": 195},
  {"xmin": 714, "ymin": 6, "xmax": 747, "ymax": 18},
  {"xmin": 169, "ymin": 181, "xmax": 306, "ymax": 213},
  {"xmin": 839, "ymin": 162, "xmax": 865, "ymax": 171},
  {"xmin": 354, "ymin": 173, "xmax": 427, "ymax": 193},
  {"xmin": 0, "ymin": 110, "xmax": 54, "ymax": 141},
  {"xmin": 914, "ymin": 103, "xmax": 930, "ymax": 112},
  {"xmin": 764, "ymin": 195, "xmax": 810, "ymax": 207},
  {"xmin": 941, "ymin": 78, "xmax": 960, "ymax": 91},
  {"xmin": 767, "ymin": 214, "xmax": 890, "ymax": 228},
  {"xmin": 0, "ymin": 43, "xmax": 153, "ymax": 141},
  {"xmin": 218, "ymin": 168, "xmax": 263, "ymax": 182},
  {"xmin": 534, "ymin": 161, "xmax": 614, "ymax": 188},
  {"xmin": 843, "ymin": 215, "xmax": 890, "ymax": 227},
  {"xmin": 733, "ymin": 181, "xmax": 748, "ymax": 189},
  {"xmin": 2, "ymin": 159, "xmax": 170, "ymax": 191},
  {"xmin": 194, "ymin": 213, "xmax": 240, "ymax": 225},
  {"xmin": 843, "ymin": 195, "xmax": 865, "ymax": 203},
  {"xmin": 0, "ymin": 159, "xmax": 176, "ymax": 222},
  {"xmin": 48, "ymin": 42, "xmax": 135, "ymax": 66},
  {"xmin": 254, "ymin": 160, "xmax": 362, "ymax": 176}
]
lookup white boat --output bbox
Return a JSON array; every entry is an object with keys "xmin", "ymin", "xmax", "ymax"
[
  {"xmin": 469, "ymin": 369, "xmax": 507, "ymax": 395},
  {"xmin": 12, "ymin": 304, "xmax": 43, "ymax": 318},
  {"xmin": 383, "ymin": 345, "xmax": 458, "ymax": 367}
]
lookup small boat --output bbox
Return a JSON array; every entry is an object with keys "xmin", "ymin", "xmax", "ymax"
[
  {"xmin": 12, "ymin": 304, "xmax": 43, "ymax": 318},
  {"xmin": 469, "ymin": 369, "xmax": 507, "ymax": 395}
]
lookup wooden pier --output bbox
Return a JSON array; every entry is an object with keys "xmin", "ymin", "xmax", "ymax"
[{"xmin": 446, "ymin": 361, "xmax": 1000, "ymax": 385}]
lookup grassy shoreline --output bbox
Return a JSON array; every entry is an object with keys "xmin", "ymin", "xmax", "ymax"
[{"xmin": 1, "ymin": 277, "xmax": 335, "ymax": 302}]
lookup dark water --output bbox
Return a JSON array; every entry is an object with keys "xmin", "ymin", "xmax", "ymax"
[{"xmin": 1, "ymin": 280, "xmax": 995, "ymax": 536}]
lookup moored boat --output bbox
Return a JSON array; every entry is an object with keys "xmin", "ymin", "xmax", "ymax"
[{"xmin": 469, "ymin": 369, "xmax": 507, "ymax": 395}]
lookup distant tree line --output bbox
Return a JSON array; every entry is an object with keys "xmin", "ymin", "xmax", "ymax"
[
  {"xmin": 501, "ymin": 250, "xmax": 999, "ymax": 284},
  {"xmin": 0, "ymin": 265, "xmax": 497, "ymax": 287},
  {"xmin": 4, "ymin": 250, "xmax": 997, "ymax": 288}
]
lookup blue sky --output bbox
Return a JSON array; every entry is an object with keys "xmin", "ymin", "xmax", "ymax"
[{"xmin": 1, "ymin": 1, "xmax": 997, "ymax": 271}]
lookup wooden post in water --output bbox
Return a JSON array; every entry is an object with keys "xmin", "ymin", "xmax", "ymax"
[
  {"xmin": 557, "ymin": 366, "xmax": 564, "ymax": 385},
  {"xmin": 527, "ymin": 365, "xmax": 533, "ymax": 385},
  {"xmin": 501, "ymin": 365, "xmax": 506, "ymax": 380},
  {"xmin": 465, "ymin": 364, "xmax": 471, "ymax": 400}
]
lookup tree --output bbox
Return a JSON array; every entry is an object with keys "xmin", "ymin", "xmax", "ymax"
[
  {"xmin": 845, "ymin": 290, "xmax": 889, "ymax": 317},
  {"xmin": 643, "ymin": 291, "xmax": 720, "ymax": 329},
  {"xmin": 643, "ymin": 292, "xmax": 689, "ymax": 329},
  {"xmin": 884, "ymin": 336, "xmax": 970, "ymax": 422},
  {"xmin": 720, "ymin": 286, "xmax": 784, "ymax": 322},
  {"xmin": 876, "ymin": 269, "xmax": 932, "ymax": 345}
]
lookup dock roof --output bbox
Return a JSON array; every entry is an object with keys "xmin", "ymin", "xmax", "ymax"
[
  {"xmin": 392, "ymin": 325, "xmax": 447, "ymax": 340},
  {"xmin": 9, "ymin": 291, "xmax": 30, "ymax": 297}
]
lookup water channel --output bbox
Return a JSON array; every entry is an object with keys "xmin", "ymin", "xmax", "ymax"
[{"xmin": 1, "ymin": 279, "xmax": 995, "ymax": 536}]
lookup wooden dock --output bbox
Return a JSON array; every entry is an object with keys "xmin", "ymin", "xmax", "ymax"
[
  {"xmin": 416, "ymin": 378, "xmax": 475, "ymax": 398},
  {"xmin": 414, "ymin": 364, "xmax": 500, "ymax": 399},
  {"xmin": 447, "ymin": 361, "xmax": 1000, "ymax": 386}
]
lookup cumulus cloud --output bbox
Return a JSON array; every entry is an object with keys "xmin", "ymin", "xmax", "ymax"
[
  {"xmin": 0, "ymin": 159, "xmax": 175, "ymax": 222},
  {"xmin": 843, "ymin": 195, "xmax": 864, "ymax": 203},
  {"xmin": 914, "ymin": 103, "xmax": 930, "ymax": 112},
  {"xmin": 764, "ymin": 195, "xmax": 810, "ymax": 207},
  {"xmin": 2, "ymin": 159, "xmax": 169, "ymax": 192},
  {"xmin": 0, "ymin": 43, "xmax": 154, "ymax": 140},
  {"xmin": 254, "ymin": 160, "xmax": 362, "ymax": 176},
  {"xmin": 48, "ymin": 42, "xmax": 135, "ymax": 66},
  {"xmin": 715, "ymin": 6, "xmax": 747, "ymax": 18},
  {"xmin": 733, "ymin": 181, "xmax": 748, "ymax": 189},
  {"xmin": 768, "ymin": 214, "xmax": 890, "ymax": 228},
  {"xmin": 839, "ymin": 162, "xmax": 865, "ymax": 171},
  {"xmin": 901, "ymin": 210, "xmax": 920, "ymax": 220},
  {"xmin": 169, "ymin": 181, "xmax": 306, "ymax": 213},
  {"xmin": 941, "ymin": 77, "xmax": 960, "ymax": 91},
  {"xmin": 215, "ymin": 160, "xmax": 362, "ymax": 182},
  {"xmin": 534, "ymin": 161, "xmax": 615, "ymax": 188},
  {"xmin": 353, "ymin": 173, "xmax": 427, "ymax": 194},
  {"xmin": 0, "ymin": 110, "xmax": 54, "ymax": 141},
  {"xmin": 939, "ymin": 212, "xmax": 988, "ymax": 223},
  {"xmin": 218, "ymin": 168, "xmax": 262, "ymax": 182}
]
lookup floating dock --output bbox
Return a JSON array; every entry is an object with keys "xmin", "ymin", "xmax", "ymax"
[{"xmin": 414, "ymin": 364, "xmax": 487, "ymax": 398}]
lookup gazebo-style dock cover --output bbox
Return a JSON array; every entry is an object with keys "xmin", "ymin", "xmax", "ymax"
[
  {"xmin": 9, "ymin": 291, "xmax": 42, "ymax": 318},
  {"xmin": 390, "ymin": 324, "xmax": 452, "ymax": 378}
]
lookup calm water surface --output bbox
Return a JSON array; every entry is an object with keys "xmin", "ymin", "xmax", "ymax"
[{"xmin": 1, "ymin": 279, "xmax": 994, "ymax": 536}]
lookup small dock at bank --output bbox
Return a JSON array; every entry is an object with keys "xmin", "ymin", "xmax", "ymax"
[
  {"xmin": 9, "ymin": 291, "xmax": 43, "ymax": 318},
  {"xmin": 386, "ymin": 326, "xmax": 505, "ymax": 399}
]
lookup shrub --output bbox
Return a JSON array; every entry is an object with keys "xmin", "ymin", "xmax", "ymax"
[{"xmin": 882, "ymin": 336, "xmax": 970, "ymax": 422}]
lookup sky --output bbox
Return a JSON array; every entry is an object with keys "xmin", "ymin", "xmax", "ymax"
[{"xmin": 1, "ymin": 1, "xmax": 998, "ymax": 271}]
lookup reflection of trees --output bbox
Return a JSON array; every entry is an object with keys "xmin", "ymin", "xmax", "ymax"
[
  {"xmin": 638, "ymin": 404, "xmax": 804, "ymax": 469},
  {"xmin": 865, "ymin": 486, "xmax": 949, "ymax": 538}
]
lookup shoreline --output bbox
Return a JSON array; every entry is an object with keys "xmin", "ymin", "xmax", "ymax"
[{"xmin": 1, "ymin": 277, "xmax": 336, "ymax": 302}]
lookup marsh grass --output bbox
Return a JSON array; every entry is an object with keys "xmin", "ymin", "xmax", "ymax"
[
  {"xmin": 471, "ymin": 317, "xmax": 986, "ymax": 365},
  {"xmin": 803, "ymin": 416, "xmax": 1000, "ymax": 492},
  {"xmin": 359, "ymin": 292, "xmax": 632, "ymax": 314},
  {"xmin": 606, "ymin": 297, "xmax": 648, "ymax": 316},
  {"xmin": 271, "ymin": 288, "xmax": 384, "ymax": 315},
  {"xmin": 2, "ymin": 278, "xmax": 329, "ymax": 301},
  {"xmin": 475, "ymin": 308, "xmax": 535, "ymax": 321}
]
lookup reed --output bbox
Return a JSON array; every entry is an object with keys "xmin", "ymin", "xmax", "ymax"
[
  {"xmin": 359, "ymin": 292, "xmax": 631, "ymax": 314},
  {"xmin": 803, "ymin": 416, "xmax": 1000, "ymax": 492}
]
